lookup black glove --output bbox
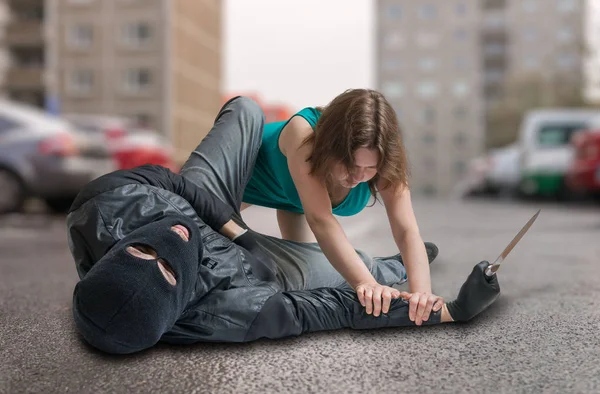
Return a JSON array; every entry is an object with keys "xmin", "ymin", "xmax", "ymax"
[
  {"xmin": 445, "ymin": 261, "xmax": 501, "ymax": 322},
  {"xmin": 233, "ymin": 231, "xmax": 278, "ymax": 282}
]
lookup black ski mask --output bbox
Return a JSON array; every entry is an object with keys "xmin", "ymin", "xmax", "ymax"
[{"xmin": 72, "ymin": 216, "xmax": 202, "ymax": 354}]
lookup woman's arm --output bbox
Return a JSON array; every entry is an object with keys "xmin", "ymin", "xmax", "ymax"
[
  {"xmin": 378, "ymin": 183, "xmax": 432, "ymax": 293},
  {"xmin": 378, "ymin": 182, "xmax": 445, "ymax": 324},
  {"xmin": 279, "ymin": 118, "xmax": 378, "ymax": 291}
]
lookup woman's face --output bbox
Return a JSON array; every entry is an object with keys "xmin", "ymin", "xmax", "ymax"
[{"xmin": 331, "ymin": 148, "xmax": 379, "ymax": 188}]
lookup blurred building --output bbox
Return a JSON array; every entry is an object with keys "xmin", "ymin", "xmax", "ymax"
[
  {"xmin": 376, "ymin": 0, "xmax": 589, "ymax": 196},
  {"xmin": 585, "ymin": 0, "xmax": 600, "ymax": 103},
  {"xmin": 0, "ymin": 0, "xmax": 222, "ymax": 164},
  {"xmin": 0, "ymin": 0, "xmax": 45, "ymax": 108}
]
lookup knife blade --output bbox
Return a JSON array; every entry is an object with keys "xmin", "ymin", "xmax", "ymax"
[{"xmin": 485, "ymin": 209, "xmax": 541, "ymax": 277}]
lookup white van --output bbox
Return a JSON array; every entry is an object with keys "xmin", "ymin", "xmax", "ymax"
[{"xmin": 518, "ymin": 109, "xmax": 600, "ymax": 197}]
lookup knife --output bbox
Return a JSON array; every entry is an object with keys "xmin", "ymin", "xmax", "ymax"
[{"xmin": 485, "ymin": 209, "xmax": 541, "ymax": 277}]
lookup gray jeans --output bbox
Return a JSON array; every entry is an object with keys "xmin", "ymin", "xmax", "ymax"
[{"xmin": 180, "ymin": 96, "xmax": 406, "ymax": 291}]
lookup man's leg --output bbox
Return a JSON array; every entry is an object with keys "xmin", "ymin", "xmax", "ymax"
[
  {"xmin": 180, "ymin": 96, "xmax": 264, "ymax": 221},
  {"xmin": 252, "ymin": 232, "xmax": 407, "ymax": 291}
]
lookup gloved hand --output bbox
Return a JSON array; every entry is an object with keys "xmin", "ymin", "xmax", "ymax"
[{"xmin": 445, "ymin": 261, "xmax": 501, "ymax": 322}]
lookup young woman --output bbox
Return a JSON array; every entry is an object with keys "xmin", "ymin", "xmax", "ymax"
[{"xmin": 242, "ymin": 89, "xmax": 443, "ymax": 325}]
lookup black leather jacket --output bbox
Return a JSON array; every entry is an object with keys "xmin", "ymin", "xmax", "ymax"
[{"xmin": 67, "ymin": 165, "xmax": 439, "ymax": 347}]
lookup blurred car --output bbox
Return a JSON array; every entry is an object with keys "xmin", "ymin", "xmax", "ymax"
[
  {"xmin": 453, "ymin": 155, "xmax": 493, "ymax": 198},
  {"xmin": 517, "ymin": 109, "xmax": 600, "ymax": 198},
  {"xmin": 0, "ymin": 100, "xmax": 116, "ymax": 214},
  {"xmin": 63, "ymin": 114, "xmax": 178, "ymax": 172},
  {"xmin": 565, "ymin": 129, "xmax": 600, "ymax": 198},
  {"xmin": 485, "ymin": 144, "xmax": 521, "ymax": 196}
]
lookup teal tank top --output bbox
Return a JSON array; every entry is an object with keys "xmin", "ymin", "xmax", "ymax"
[{"xmin": 242, "ymin": 107, "xmax": 371, "ymax": 216}]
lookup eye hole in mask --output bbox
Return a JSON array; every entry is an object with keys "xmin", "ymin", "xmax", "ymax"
[{"xmin": 126, "ymin": 245, "xmax": 177, "ymax": 286}]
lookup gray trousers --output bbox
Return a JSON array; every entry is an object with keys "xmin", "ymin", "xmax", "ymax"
[{"xmin": 180, "ymin": 96, "xmax": 406, "ymax": 291}]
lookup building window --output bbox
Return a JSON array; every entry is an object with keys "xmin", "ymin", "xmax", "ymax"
[
  {"xmin": 454, "ymin": 133, "xmax": 467, "ymax": 147},
  {"xmin": 523, "ymin": 0, "xmax": 538, "ymax": 12},
  {"xmin": 454, "ymin": 107, "xmax": 467, "ymax": 121},
  {"xmin": 121, "ymin": 23, "xmax": 152, "ymax": 47},
  {"xmin": 416, "ymin": 32, "xmax": 439, "ymax": 48},
  {"xmin": 454, "ymin": 160, "xmax": 466, "ymax": 175},
  {"xmin": 484, "ymin": 42, "xmax": 505, "ymax": 56},
  {"xmin": 417, "ymin": 82, "xmax": 439, "ymax": 98},
  {"xmin": 419, "ymin": 4, "xmax": 436, "ymax": 19},
  {"xmin": 67, "ymin": 25, "xmax": 93, "ymax": 49},
  {"xmin": 67, "ymin": 69, "xmax": 94, "ymax": 95},
  {"xmin": 419, "ymin": 107, "xmax": 436, "ymax": 124},
  {"xmin": 122, "ymin": 68, "xmax": 152, "ymax": 94},
  {"xmin": 557, "ymin": 53, "xmax": 578, "ymax": 70},
  {"xmin": 384, "ymin": 32, "xmax": 405, "ymax": 50},
  {"xmin": 452, "ymin": 81, "xmax": 469, "ymax": 97},
  {"xmin": 382, "ymin": 82, "xmax": 404, "ymax": 99},
  {"xmin": 523, "ymin": 27, "xmax": 537, "ymax": 42},
  {"xmin": 418, "ymin": 57, "xmax": 436, "ymax": 72},
  {"xmin": 557, "ymin": 27, "xmax": 574, "ymax": 44},
  {"xmin": 524, "ymin": 56, "xmax": 539, "ymax": 70},
  {"xmin": 454, "ymin": 28, "xmax": 468, "ymax": 41},
  {"xmin": 483, "ymin": 0, "xmax": 506, "ymax": 9},
  {"xmin": 422, "ymin": 185, "xmax": 437, "ymax": 196},
  {"xmin": 454, "ymin": 56, "xmax": 467, "ymax": 70},
  {"xmin": 386, "ymin": 4, "xmax": 402, "ymax": 20},
  {"xmin": 483, "ymin": 11, "xmax": 505, "ymax": 29},
  {"xmin": 557, "ymin": 0, "xmax": 577, "ymax": 12},
  {"xmin": 422, "ymin": 133, "xmax": 436, "ymax": 144},
  {"xmin": 394, "ymin": 108, "xmax": 402, "ymax": 122},
  {"xmin": 383, "ymin": 58, "xmax": 402, "ymax": 72},
  {"xmin": 485, "ymin": 69, "xmax": 504, "ymax": 83}
]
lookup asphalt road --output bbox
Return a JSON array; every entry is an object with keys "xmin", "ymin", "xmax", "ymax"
[{"xmin": 1, "ymin": 198, "xmax": 599, "ymax": 394}]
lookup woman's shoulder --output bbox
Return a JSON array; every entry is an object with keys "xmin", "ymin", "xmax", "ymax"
[
  {"xmin": 279, "ymin": 108, "xmax": 318, "ymax": 157},
  {"xmin": 284, "ymin": 107, "xmax": 320, "ymax": 129}
]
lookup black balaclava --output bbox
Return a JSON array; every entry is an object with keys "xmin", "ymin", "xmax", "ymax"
[{"xmin": 72, "ymin": 215, "xmax": 201, "ymax": 354}]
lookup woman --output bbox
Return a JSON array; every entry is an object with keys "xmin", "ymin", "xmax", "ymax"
[{"xmin": 242, "ymin": 89, "xmax": 443, "ymax": 325}]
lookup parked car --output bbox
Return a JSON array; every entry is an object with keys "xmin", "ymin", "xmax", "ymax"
[
  {"xmin": 482, "ymin": 144, "xmax": 522, "ymax": 196},
  {"xmin": 565, "ymin": 129, "xmax": 600, "ymax": 198},
  {"xmin": 0, "ymin": 100, "xmax": 116, "ymax": 214},
  {"xmin": 453, "ymin": 155, "xmax": 493, "ymax": 198},
  {"xmin": 62, "ymin": 114, "xmax": 178, "ymax": 172},
  {"xmin": 517, "ymin": 109, "xmax": 600, "ymax": 198}
]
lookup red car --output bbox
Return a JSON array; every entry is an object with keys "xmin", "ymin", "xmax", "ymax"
[
  {"xmin": 566, "ymin": 130, "xmax": 600, "ymax": 198},
  {"xmin": 63, "ymin": 114, "xmax": 178, "ymax": 172}
]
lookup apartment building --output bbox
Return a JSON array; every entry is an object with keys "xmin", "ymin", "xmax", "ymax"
[
  {"xmin": 376, "ymin": 0, "xmax": 588, "ymax": 196},
  {"xmin": 0, "ymin": 0, "xmax": 222, "ymax": 164},
  {"xmin": 0, "ymin": 0, "xmax": 45, "ymax": 108},
  {"xmin": 585, "ymin": 0, "xmax": 600, "ymax": 103}
]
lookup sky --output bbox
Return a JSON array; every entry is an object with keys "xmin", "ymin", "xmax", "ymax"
[{"xmin": 223, "ymin": 0, "xmax": 375, "ymax": 111}]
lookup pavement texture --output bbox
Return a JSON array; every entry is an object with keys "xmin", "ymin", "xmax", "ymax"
[{"xmin": 1, "ymin": 198, "xmax": 600, "ymax": 394}]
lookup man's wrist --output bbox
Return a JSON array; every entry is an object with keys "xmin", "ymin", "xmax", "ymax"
[{"xmin": 219, "ymin": 220, "xmax": 246, "ymax": 240}]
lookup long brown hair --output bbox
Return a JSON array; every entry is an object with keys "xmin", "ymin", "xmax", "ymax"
[{"xmin": 301, "ymin": 88, "xmax": 410, "ymax": 203}]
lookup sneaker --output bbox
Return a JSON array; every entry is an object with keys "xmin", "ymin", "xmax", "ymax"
[{"xmin": 377, "ymin": 242, "xmax": 439, "ymax": 266}]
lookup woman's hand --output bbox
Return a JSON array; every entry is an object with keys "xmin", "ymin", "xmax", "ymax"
[
  {"xmin": 355, "ymin": 283, "xmax": 403, "ymax": 317},
  {"xmin": 398, "ymin": 292, "xmax": 444, "ymax": 326}
]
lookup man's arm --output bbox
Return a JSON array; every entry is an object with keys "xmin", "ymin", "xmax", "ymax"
[
  {"xmin": 70, "ymin": 164, "xmax": 235, "ymax": 232},
  {"xmin": 246, "ymin": 261, "xmax": 499, "ymax": 341},
  {"xmin": 164, "ymin": 261, "xmax": 500, "ymax": 346}
]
